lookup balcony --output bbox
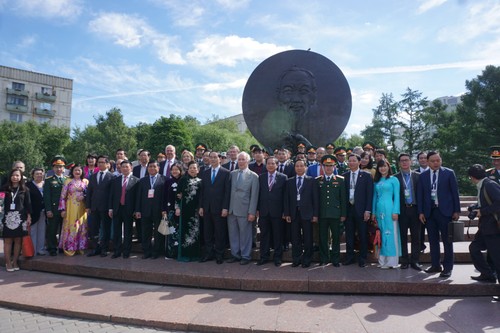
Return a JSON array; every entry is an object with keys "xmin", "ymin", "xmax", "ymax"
[
  {"xmin": 6, "ymin": 103, "xmax": 28, "ymax": 113},
  {"xmin": 35, "ymin": 107, "xmax": 56, "ymax": 117},
  {"xmin": 35, "ymin": 92, "xmax": 56, "ymax": 103},
  {"xmin": 6, "ymin": 88, "xmax": 29, "ymax": 97}
]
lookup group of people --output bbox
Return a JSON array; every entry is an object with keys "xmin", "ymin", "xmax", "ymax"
[{"xmin": 1, "ymin": 142, "xmax": 499, "ymax": 287}]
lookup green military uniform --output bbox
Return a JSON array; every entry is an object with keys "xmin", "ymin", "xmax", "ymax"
[
  {"xmin": 487, "ymin": 145, "xmax": 500, "ymax": 184},
  {"xmin": 317, "ymin": 155, "xmax": 347, "ymax": 265},
  {"xmin": 44, "ymin": 156, "xmax": 67, "ymax": 255},
  {"xmin": 334, "ymin": 147, "xmax": 348, "ymax": 175}
]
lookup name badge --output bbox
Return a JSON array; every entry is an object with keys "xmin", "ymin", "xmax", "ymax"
[
  {"xmin": 10, "ymin": 203, "xmax": 16, "ymax": 210},
  {"xmin": 148, "ymin": 189, "xmax": 155, "ymax": 198},
  {"xmin": 297, "ymin": 193, "xmax": 301, "ymax": 201},
  {"xmin": 431, "ymin": 188, "xmax": 437, "ymax": 201},
  {"xmin": 404, "ymin": 189, "xmax": 410, "ymax": 199}
]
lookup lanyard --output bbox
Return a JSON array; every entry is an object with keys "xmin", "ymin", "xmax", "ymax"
[{"xmin": 11, "ymin": 187, "xmax": 20, "ymax": 203}]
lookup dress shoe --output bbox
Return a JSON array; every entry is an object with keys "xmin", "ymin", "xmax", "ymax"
[
  {"xmin": 410, "ymin": 263, "xmax": 423, "ymax": 271},
  {"xmin": 6, "ymin": 267, "xmax": 14, "ymax": 272},
  {"xmin": 216, "ymin": 259, "xmax": 223, "ymax": 264},
  {"xmin": 332, "ymin": 263, "xmax": 340, "ymax": 267},
  {"xmin": 240, "ymin": 259, "xmax": 250, "ymax": 265},
  {"xmin": 318, "ymin": 262, "xmax": 326, "ymax": 266},
  {"xmin": 492, "ymin": 296, "xmax": 500, "ymax": 302},
  {"xmin": 256, "ymin": 259, "xmax": 267, "ymax": 266},
  {"xmin": 400, "ymin": 263, "xmax": 409, "ymax": 269},
  {"xmin": 440, "ymin": 270, "xmax": 452, "ymax": 278},
  {"xmin": 111, "ymin": 253, "xmax": 121, "ymax": 259},
  {"xmin": 471, "ymin": 274, "xmax": 497, "ymax": 283},
  {"xmin": 226, "ymin": 257, "xmax": 239, "ymax": 263},
  {"xmin": 151, "ymin": 255, "xmax": 159, "ymax": 259},
  {"xmin": 199, "ymin": 256, "xmax": 213, "ymax": 263},
  {"xmin": 50, "ymin": 251, "xmax": 57, "ymax": 256},
  {"xmin": 358, "ymin": 262, "xmax": 367, "ymax": 268},
  {"xmin": 342, "ymin": 258, "xmax": 356, "ymax": 266},
  {"xmin": 86, "ymin": 251, "xmax": 100, "ymax": 257},
  {"xmin": 274, "ymin": 260, "xmax": 282, "ymax": 267},
  {"xmin": 142, "ymin": 254, "xmax": 152, "ymax": 259},
  {"xmin": 100, "ymin": 252, "xmax": 108, "ymax": 257},
  {"xmin": 123, "ymin": 254, "xmax": 130, "ymax": 259},
  {"xmin": 291, "ymin": 262, "xmax": 300, "ymax": 267},
  {"xmin": 302, "ymin": 263, "xmax": 310, "ymax": 268},
  {"xmin": 425, "ymin": 266, "xmax": 442, "ymax": 274}
]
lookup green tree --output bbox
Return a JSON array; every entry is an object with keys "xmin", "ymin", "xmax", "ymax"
[
  {"xmin": 398, "ymin": 88, "xmax": 429, "ymax": 156},
  {"xmin": 143, "ymin": 115, "xmax": 193, "ymax": 155}
]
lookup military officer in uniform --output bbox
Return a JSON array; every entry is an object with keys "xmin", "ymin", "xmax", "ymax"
[
  {"xmin": 317, "ymin": 155, "xmax": 347, "ymax": 266},
  {"xmin": 195, "ymin": 143, "xmax": 207, "ymax": 166},
  {"xmin": 306, "ymin": 146, "xmax": 317, "ymax": 167},
  {"xmin": 334, "ymin": 147, "xmax": 348, "ymax": 175},
  {"xmin": 325, "ymin": 143, "xmax": 336, "ymax": 156},
  {"xmin": 44, "ymin": 156, "xmax": 67, "ymax": 256},
  {"xmin": 362, "ymin": 141, "xmax": 376, "ymax": 157},
  {"xmin": 487, "ymin": 145, "xmax": 500, "ymax": 184},
  {"xmin": 296, "ymin": 142, "xmax": 307, "ymax": 155}
]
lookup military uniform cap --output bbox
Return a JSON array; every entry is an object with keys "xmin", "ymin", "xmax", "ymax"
[
  {"xmin": 325, "ymin": 143, "xmax": 336, "ymax": 149},
  {"xmin": 195, "ymin": 143, "xmax": 207, "ymax": 151},
  {"xmin": 334, "ymin": 146, "xmax": 347, "ymax": 155},
  {"xmin": 321, "ymin": 154, "xmax": 337, "ymax": 165},
  {"xmin": 51, "ymin": 155, "xmax": 67, "ymax": 166},
  {"xmin": 362, "ymin": 141, "xmax": 376, "ymax": 150},
  {"xmin": 346, "ymin": 148, "xmax": 353, "ymax": 154},
  {"xmin": 297, "ymin": 142, "xmax": 306, "ymax": 148},
  {"xmin": 489, "ymin": 145, "xmax": 500, "ymax": 159},
  {"xmin": 307, "ymin": 146, "xmax": 317, "ymax": 153}
]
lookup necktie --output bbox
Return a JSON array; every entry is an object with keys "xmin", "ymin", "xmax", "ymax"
[
  {"xmin": 150, "ymin": 175, "xmax": 156, "ymax": 188},
  {"xmin": 351, "ymin": 172, "xmax": 356, "ymax": 188},
  {"xmin": 279, "ymin": 164, "xmax": 284, "ymax": 173},
  {"xmin": 230, "ymin": 161, "xmax": 235, "ymax": 171},
  {"xmin": 211, "ymin": 169, "xmax": 216, "ymax": 184},
  {"xmin": 320, "ymin": 165, "xmax": 324, "ymax": 176},
  {"xmin": 326, "ymin": 176, "xmax": 330, "ymax": 182},
  {"xmin": 120, "ymin": 176, "xmax": 128, "ymax": 205},
  {"xmin": 268, "ymin": 173, "xmax": 274, "ymax": 190},
  {"xmin": 432, "ymin": 170, "xmax": 437, "ymax": 188},
  {"xmin": 99, "ymin": 172, "xmax": 104, "ymax": 185},
  {"xmin": 236, "ymin": 170, "xmax": 243, "ymax": 185},
  {"xmin": 297, "ymin": 176, "xmax": 302, "ymax": 191},
  {"xmin": 166, "ymin": 160, "xmax": 171, "ymax": 178}
]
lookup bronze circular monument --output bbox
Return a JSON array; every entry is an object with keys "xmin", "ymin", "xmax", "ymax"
[{"xmin": 242, "ymin": 49, "xmax": 351, "ymax": 150}]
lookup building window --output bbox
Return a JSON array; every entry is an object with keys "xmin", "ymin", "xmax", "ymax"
[
  {"xmin": 41, "ymin": 87, "xmax": 54, "ymax": 96},
  {"xmin": 12, "ymin": 82, "xmax": 25, "ymax": 91},
  {"xmin": 7, "ymin": 96, "xmax": 27, "ymax": 106},
  {"xmin": 38, "ymin": 117, "xmax": 50, "ymax": 124},
  {"xmin": 10, "ymin": 113, "xmax": 23, "ymax": 123},
  {"xmin": 39, "ymin": 102, "xmax": 52, "ymax": 111}
]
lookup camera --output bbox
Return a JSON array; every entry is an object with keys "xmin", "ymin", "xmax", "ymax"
[{"xmin": 467, "ymin": 203, "xmax": 480, "ymax": 220}]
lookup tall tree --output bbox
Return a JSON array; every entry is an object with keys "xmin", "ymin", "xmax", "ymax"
[{"xmin": 398, "ymin": 88, "xmax": 428, "ymax": 156}]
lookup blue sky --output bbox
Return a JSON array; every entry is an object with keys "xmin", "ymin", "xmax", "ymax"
[{"xmin": 1, "ymin": 0, "xmax": 499, "ymax": 136}]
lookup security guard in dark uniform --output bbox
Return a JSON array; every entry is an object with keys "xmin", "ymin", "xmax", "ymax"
[
  {"xmin": 316, "ymin": 155, "xmax": 347, "ymax": 266},
  {"xmin": 334, "ymin": 146, "xmax": 348, "ymax": 175},
  {"xmin": 43, "ymin": 155, "xmax": 67, "ymax": 256},
  {"xmin": 487, "ymin": 145, "xmax": 500, "ymax": 184}
]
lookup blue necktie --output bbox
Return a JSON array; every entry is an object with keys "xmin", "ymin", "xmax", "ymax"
[
  {"xmin": 211, "ymin": 169, "xmax": 216, "ymax": 184},
  {"xmin": 297, "ymin": 176, "xmax": 302, "ymax": 191}
]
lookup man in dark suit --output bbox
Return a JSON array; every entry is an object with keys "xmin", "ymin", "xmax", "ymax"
[
  {"xmin": 222, "ymin": 145, "xmax": 240, "ymax": 171},
  {"xmin": 467, "ymin": 164, "xmax": 500, "ymax": 285},
  {"xmin": 135, "ymin": 161, "xmax": 166, "ymax": 259},
  {"xmin": 395, "ymin": 153, "xmax": 422, "ymax": 270},
  {"xmin": 86, "ymin": 155, "xmax": 114, "ymax": 257},
  {"xmin": 417, "ymin": 151, "xmax": 460, "ymax": 278},
  {"xmin": 284, "ymin": 159, "xmax": 319, "ymax": 268},
  {"xmin": 249, "ymin": 147, "xmax": 266, "ymax": 175},
  {"xmin": 256, "ymin": 156, "xmax": 287, "ymax": 266},
  {"xmin": 159, "ymin": 145, "xmax": 179, "ymax": 178},
  {"xmin": 108, "ymin": 160, "xmax": 139, "ymax": 259},
  {"xmin": 199, "ymin": 151, "xmax": 231, "ymax": 264},
  {"xmin": 342, "ymin": 153, "xmax": 374, "ymax": 267},
  {"xmin": 133, "ymin": 149, "xmax": 150, "ymax": 179}
]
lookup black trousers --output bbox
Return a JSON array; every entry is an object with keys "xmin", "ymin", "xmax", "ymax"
[
  {"xmin": 141, "ymin": 215, "xmax": 164, "ymax": 256},
  {"xmin": 113, "ymin": 205, "xmax": 134, "ymax": 256},
  {"xmin": 203, "ymin": 212, "xmax": 228, "ymax": 260},
  {"xmin": 399, "ymin": 205, "xmax": 421, "ymax": 264},
  {"xmin": 291, "ymin": 208, "xmax": 313, "ymax": 265},
  {"xmin": 259, "ymin": 215, "xmax": 283, "ymax": 260},
  {"xmin": 469, "ymin": 231, "xmax": 500, "ymax": 281},
  {"xmin": 344, "ymin": 204, "xmax": 367, "ymax": 264},
  {"xmin": 90, "ymin": 210, "xmax": 112, "ymax": 252}
]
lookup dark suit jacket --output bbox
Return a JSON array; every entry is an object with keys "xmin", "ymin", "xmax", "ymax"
[
  {"xmin": 135, "ymin": 174, "xmax": 165, "ymax": 219},
  {"xmin": 109, "ymin": 174, "xmax": 139, "ymax": 216},
  {"xmin": 222, "ymin": 160, "xmax": 239, "ymax": 171},
  {"xmin": 199, "ymin": 166, "xmax": 231, "ymax": 214},
  {"xmin": 257, "ymin": 172, "xmax": 287, "ymax": 218},
  {"xmin": 277, "ymin": 161, "xmax": 295, "ymax": 178},
  {"xmin": 249, "ymin": 161, "xmax": 266, "ymax": 175},
  {"xmin": 417, "ymin": 167, "xmax": 460, "ymax": 218},
  {"xmin": 27, "ymin": 181, "xmax": 44, "ymax": 224},
  {"xmin": 86, "ymin": 171, "xmax": 114, "ymax": 212},
  {"xmin": 133, "ymin": 164, "xmax": 149, "ymax": 179},
  {"xmin": 478, "ymin": 178, "xmax": 500, "ymax": 235},
  {"xmin": 395, "ymin": 170, "xmax": 420, "ymax": 210},
  {"xmin": 342, "ymin": 169, "xmax": 373, "ymax": 217},
  {"xmin": 159, "ymin": 159, "xmax": 179, "ymax": 176},
  {"xmin": 283, "ymin": 175, "xmax": 319, "ymax": 220}
]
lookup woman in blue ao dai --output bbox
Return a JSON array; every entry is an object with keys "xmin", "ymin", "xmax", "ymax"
[{"xmin": 372, "ymin": 159, "xmax": 401, "ymax": 268}]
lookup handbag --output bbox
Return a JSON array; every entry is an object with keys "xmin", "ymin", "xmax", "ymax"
[
  {"xmin": 158, "ymin": 216, "xmax": 170, "ymax": 236},
  {"xmin": 22, "ymin": 234, "xmax": 35, "ymax": 258},
  {"xmin": 447, "ymin": 221, "xmax": 464, "ymax": 242}
]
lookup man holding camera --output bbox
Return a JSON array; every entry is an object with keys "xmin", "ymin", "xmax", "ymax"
[{"xmin": 467, "ymin": 164, "xmax": 500, "ymax": 286}]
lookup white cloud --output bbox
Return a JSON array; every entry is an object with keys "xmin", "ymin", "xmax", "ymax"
[
  {"xmin": 17, "ymin": 35, "xmax": 37, "ymax": 49},
  {"xmin": 215, "ymin": 0, "xmax": 250, "ymax": 10},
  {"xmin": 148, "ymin": 0, "xmax": 205, "ymax": 27},
  {"xmin": 8, "ymin": 0, "xmax": 83, "ymax": 20},
  {"xmin": 417, "ymin": 0, "xmax": 448, "ymax": 14},
  {"xmin": 88, "ymin": 12, "xmax": 185, "ymax": 65},
  {"xmin": 187, "ymin": 35, "xmax": 292, "ymax": 67}
]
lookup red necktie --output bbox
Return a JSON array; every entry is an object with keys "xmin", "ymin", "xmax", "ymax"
[{"xmin": 120, "ymin": 176, "xmax": 128, "ymax": 205}]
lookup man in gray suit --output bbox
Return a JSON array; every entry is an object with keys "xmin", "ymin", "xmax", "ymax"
[{"xmin": 227, "ymin": 152, "xmax": 260, "ymax": 265}]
